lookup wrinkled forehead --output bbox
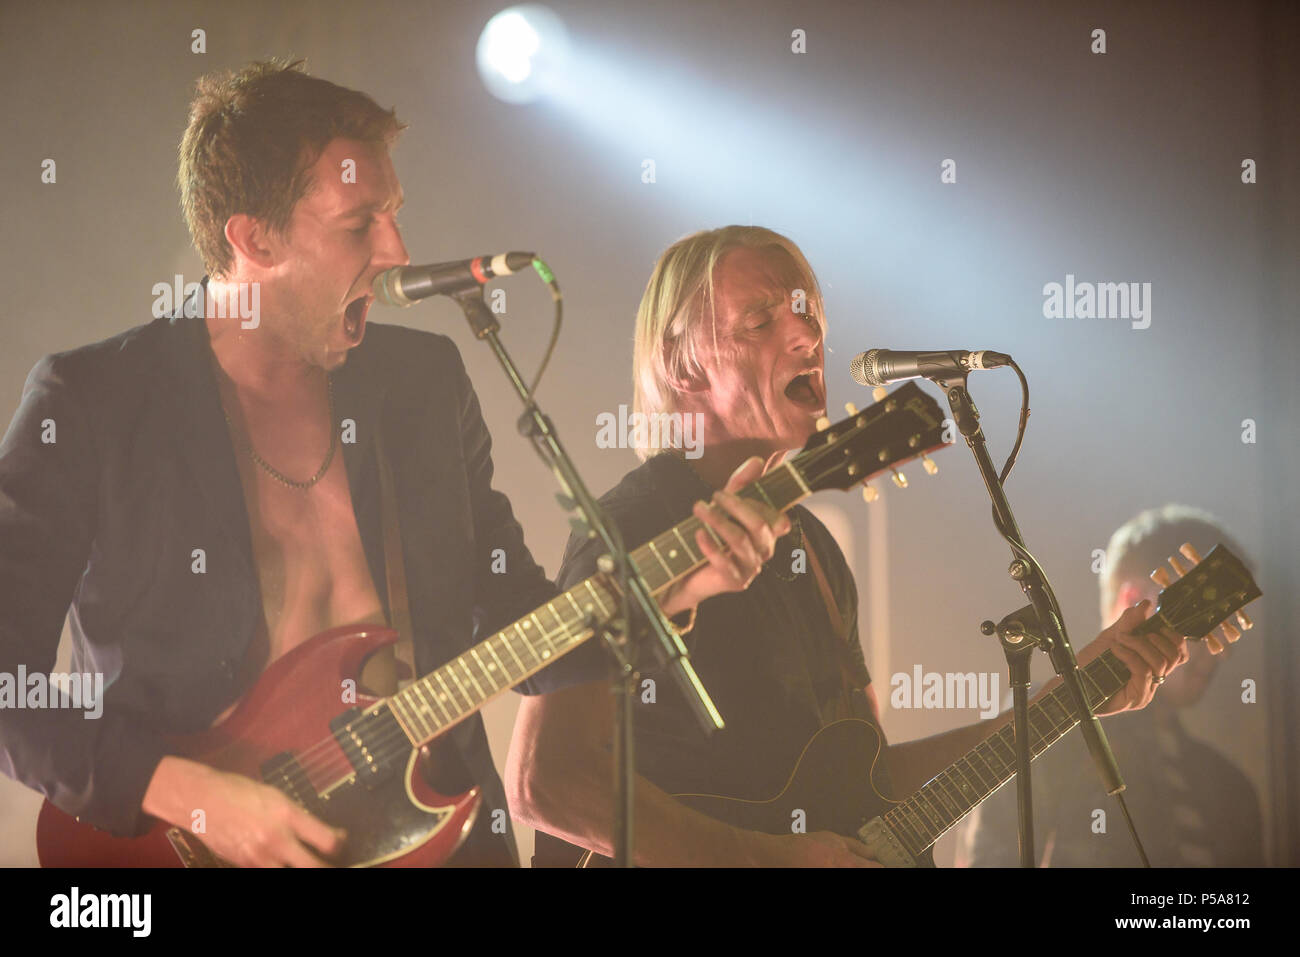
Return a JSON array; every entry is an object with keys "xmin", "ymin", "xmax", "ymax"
[{"xmin": 710, "ymin": 245, "xmax": 815, "ymax": 310}]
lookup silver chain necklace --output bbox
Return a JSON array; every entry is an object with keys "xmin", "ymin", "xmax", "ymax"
[{"xmin": 221, "ymin": 375, "xmax": 338, "ymax": 491}]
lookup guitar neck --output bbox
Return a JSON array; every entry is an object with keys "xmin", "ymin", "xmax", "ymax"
[
  {"xmin": 384, "ymin": 463, "xmax": 812, "ymax": 747},
  {"xmin": 882, "ymin": 649, "xmax": 1132, "ymax": 858}
]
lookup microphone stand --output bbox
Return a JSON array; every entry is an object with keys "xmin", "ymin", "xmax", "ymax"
[
  {"xmin": 936, "ymin": 373, "xmax": 1130, "ymax": 867},
  {"xmin": 450, "ymin": 288, "xmax": 725, "ymax": 868}
]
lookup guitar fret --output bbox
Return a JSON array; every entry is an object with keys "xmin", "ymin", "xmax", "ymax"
[
  {"xmin": 646, "ymin": 540, "xmax": 675, "ymax": 583},
  {"xmin": 914, "ymin": 793, "xmax": 946, "ymax": 837},
  {"xmin": 897, "ymin": 802, "xmax": 931, "ymax": 850},
  {"xmin": 942, "ymin": 771, "xmax": 975, "ymax": 817},
  {"xmin": 882, "ymin": 809, "xmax": 921, "ymax": 857},
  {"xmin": 671, "ymin": 526, "xmax": 699, "ymax": 566},
  {"xmin": 442, "ymin": 667, "xmax": 472, "ymax": 713},
  {"xmin": 925, "ymin": 777, "xmax": 960, "ymax": 821},
  {"xmin": 456, "ymin": 657, "xmax": 486, "ymax": 701},
  {"xmin": 484, "ymin": 641, "xmax": 514, "ymax": 684},
  {"xmin": 583, "ymin": 579, "xmax": 613, "ymax": 618},
  {"xmin": 386, "ymin": 695, "xmax": 421, "ymax": 741},
  {"xmin": 405, "ymin": 686, "xmax": 441, "ymax": 738},
  {"xmin": 469, "ymin": 648, "xmax": 500, "ymax": 691},
  {"xmin": 413, "ymin": 680, "xmax": 451, "ymax": 728},
  {"xmin": 970, "ymin": 750, "xmax": 1000, "ymax": 792},
  {"xmin": 502, "ymin": 627, "xmax": 529, "ymax": 673},
  {"xmin": 431, "ymin": 671, "xmax": 460, "ymax": 716},
  {"xmin": 978, "ymin": 742, "xmax": 1010, "ymax": 778},
  {"xmin": 527, "ymin": 614, "xmax": 554, "ymax": 660},
  {"xmin": 988, "ymin": 732, "xmax": 1017, "ymax": 769},
  {"xmin": 782, "ymin": 460, "xmax": 812, "ymax": 496}
]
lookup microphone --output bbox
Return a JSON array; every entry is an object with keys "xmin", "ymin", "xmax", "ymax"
[
  {"xmin": 850, "ymin": 349, "xmax": 1011, "ymax": 387},
  {"xmin": 372, "ymin": 252, "xmax": 536, "ymax": 306}
]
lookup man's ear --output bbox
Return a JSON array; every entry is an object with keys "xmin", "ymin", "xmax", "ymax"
[{"xmin": 224, "ymin": 214, "xmax": 278, "ymax": 270}]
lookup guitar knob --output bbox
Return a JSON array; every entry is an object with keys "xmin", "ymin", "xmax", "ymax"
[
  {"xmin": 844, "ymin": 402, "xmax": 858, "ymax": 415},
  {"xmin": 1149, "ymin": 566, "xmax": 1172, "ymax": 588},
  {"xmin": 890, "ymin": 468, "xmax": 908, "ymax": 489},
  {"xmin": 862, "ymin": 484, "xmax": 880, "ymax": 503},
  {"xmin": 922, "ymin": 454, "xmax": 938, "ymax": 475},
  {"xmin": 1168, "ymin": 554, "xmax": 1189, "ymax": 577},
  {"xmin": 816, "ymin": 416, "xmax": 831, "ymax": 431},
  {"xmin": 1178, "ymin": 542, "xmax": 1203, "ymax": 565},
  {"xmin": 1220, "ymin": 621, "xmax": 1242, "ymax": 644},
  {"xmin": 1236, "ymin": 610, "xmax": 1254, "ymax": 631},
  {"xmin": 872, "ymin": 386, "xmax": 888, "ymax": 402},
  {"xmin": 1205, "ymin": 633, "xmax": 1225, "ymax": 655}
]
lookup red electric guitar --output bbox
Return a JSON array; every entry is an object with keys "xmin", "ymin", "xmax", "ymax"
[{"xmin": 37, "ymin": 382, "xmax": 949, "ymax": 866}]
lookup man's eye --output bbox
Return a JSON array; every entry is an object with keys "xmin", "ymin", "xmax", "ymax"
[{"xmin": 350, "ymin": 223, "xmax": 369, "ymax": 236}]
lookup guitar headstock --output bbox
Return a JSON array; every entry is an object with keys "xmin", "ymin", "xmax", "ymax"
[
  {"xmin": 1139, "ymin": 543, "xmax": 1261, "ymax": 652},
  {"xmin": 792, "ymin": 381, "xmax": 948, "ymax": 496}
]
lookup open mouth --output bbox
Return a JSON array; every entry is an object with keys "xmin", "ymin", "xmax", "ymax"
[
  {"xmin": 783, "ymin": 369, "xmax": 826, "ymax": 413},
  {"xmin": 343, "ymin": 295, "xmax": 370, "ymax": 345}
]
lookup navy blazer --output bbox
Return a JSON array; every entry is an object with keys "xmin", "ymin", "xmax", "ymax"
[{"xmin": 0, "ymin": 306, "xmax": 561, "ymax": 843}]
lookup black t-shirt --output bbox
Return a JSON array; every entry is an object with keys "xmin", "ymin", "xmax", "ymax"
[{"xmin": 532, "ymin": 453, "xmax": 884, "ymax": 864}]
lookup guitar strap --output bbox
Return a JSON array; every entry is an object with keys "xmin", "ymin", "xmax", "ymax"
[
  {"xmin": 803, "ymin": 531, "xmax": 866, "ymax": 725},
  {"xmin": 374, "ymin": 430, "xmax": 417, "ymax": 688}
]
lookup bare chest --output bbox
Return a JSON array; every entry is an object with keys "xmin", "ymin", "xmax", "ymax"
[{"xmin": 229, "ymin": 423, "xmax": 386, "ymax": 672}]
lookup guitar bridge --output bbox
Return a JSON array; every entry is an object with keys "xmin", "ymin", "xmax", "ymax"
[
  {"xmin": 165, "ymin": 828, "xmax": 233, "ymax": 868},
  {"xmin": 857, "ymin": 817, "xmax": 917, "ymax": 868}
]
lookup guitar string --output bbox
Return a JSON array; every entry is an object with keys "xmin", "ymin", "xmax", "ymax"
[
  {"xmin": 885, "ymin": 654, "xmax": 1119, "ymax": 854},
  {"xmin": 256, "ymin": 464, "xmax": 815, "ymax": 797},
  {"xmin": 265, "ymin": 431, "xmax": 936, "ymax": 808},
  {"xmin": 254, "ymin": 502, "xmax": 740, "ymax": 791},
  {"xmin": 252, "ymin": 434, "xmax": 891, "ymax": 805},
  {"xmin": 271, "ymin": 471, "xmax": 803, "ymax": 790},
  {"xmin": 885, "ymin": 563, "xmax": 1237, "ymax": 853},
  {"xmin": 886, "ymin": 650, "xmax": 1133, "ymax": 854}
]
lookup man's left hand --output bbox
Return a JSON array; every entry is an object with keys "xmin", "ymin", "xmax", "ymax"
[
  {"xmin": 1077, "ymin": 600, "xmax": 1190, "ymax": 715},
  {"xmin": 659, "ymin": 456, "xmax": 791, "ymax": 620}
]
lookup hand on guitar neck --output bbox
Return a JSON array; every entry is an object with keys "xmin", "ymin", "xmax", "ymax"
[
  {"xmin": 142, "ymin": 756, "xmax": 346, "ymax": 867},
  {"xmin": 1048, "ymin": 599, "xmax": 1188, "ymax": 716}
]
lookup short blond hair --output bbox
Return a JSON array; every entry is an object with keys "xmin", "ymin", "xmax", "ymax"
[{"xmin": 631, "ymin": 226, "xmax": 826, "ymax": 460}]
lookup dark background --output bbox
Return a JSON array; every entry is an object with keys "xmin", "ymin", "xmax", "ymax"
[{"xmin": 1, "ymin": 0, "xmax": 1295, "ymax": 867}]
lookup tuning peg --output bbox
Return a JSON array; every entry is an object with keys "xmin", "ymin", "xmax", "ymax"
[
  {"xmin": 890, "ymin": 468, "xmax": 908, "ymax": 489},
  {"xmin": 1178, "ymin": 542, "xmax": 1203, "ymax": 565},
  {"xmin": 815, "ymin": 416, "xmax": 831, "ymax": 431},
  {"xmin": 1167, "ymin": 554, "xmax": 1189, "ymax": 577},
  {"xmin": 1220, "ymin": 621, "xmax": 1242, "ymax": 644},
  {"xmin": 1236, "ymin": 610, "xmax": 1254, "ymax": 631},
  {"xmin": 872, "ymin": 386, "xmax": 888, "ymax": 402},
  {"xmin": 862, "ymin": 484, "xmax": 879, "ymax": 503},
  {"xmin": 844, "ymin": 401, "xmax": 858, "ymax": 416},
  {"xmin": 1205, "ymin": 633, "xmax": 1225, "ymax": 655},
  {"xmin": 922, "ymin": 454, "xmax": 938, "ymax": 475},
  {"xmin": 1150, "ymin": 566, "xmax": 1172, "ymax": 588}
]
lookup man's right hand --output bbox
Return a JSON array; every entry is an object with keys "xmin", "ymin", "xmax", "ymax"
[
  {"xmin": 743, "ymin": 829, "xmax": 883, "ymax": 867},
  {"xmin": 142, "ymin": 756, "xmax": 345, "ymax": 867}
]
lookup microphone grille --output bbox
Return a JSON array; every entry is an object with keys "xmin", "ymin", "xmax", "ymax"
[{"xmin": 849, "ymin": 349, "xmax": 882, "ymax": 387}]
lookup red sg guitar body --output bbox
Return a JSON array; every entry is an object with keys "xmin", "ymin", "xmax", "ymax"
[{"xmin": 36, "ymin": 625, "xmax": 479, "ymax": 867}]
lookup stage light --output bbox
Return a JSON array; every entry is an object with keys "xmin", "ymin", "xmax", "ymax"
[{"xmin": 476, "ymin": 4, "xmax": 569, "ymax": 104}]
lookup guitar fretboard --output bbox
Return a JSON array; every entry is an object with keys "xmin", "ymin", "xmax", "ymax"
[
  {"xmin": 883, "ymin": 651, "xmax": 1132, "ymax": 857},
  {"xmin": 382, "ymin": 464, "xmax": 810, "ymax": 746}
]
